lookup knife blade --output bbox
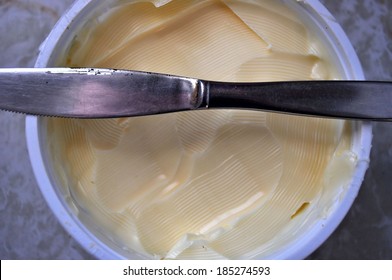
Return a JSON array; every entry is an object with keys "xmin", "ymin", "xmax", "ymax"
[{"xmin": 0, "ymin": 67, "xmax": 391, "ymax": 121}]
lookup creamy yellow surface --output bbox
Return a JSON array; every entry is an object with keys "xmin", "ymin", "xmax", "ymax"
[{"xmin": 48, "ymin": 0, "xmax": 357, "ymax": 259}]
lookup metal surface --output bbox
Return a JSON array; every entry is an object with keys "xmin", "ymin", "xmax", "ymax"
[
  {"xmin": 0, "ymin": 68, "xmax": 199, "ymax": 118},
  {"xmin": 205, "ymin": 80, "xmax": 392, "ymax": 121},
  {"xmin": 0, "ymin": 67, "xmax": 391, "ymax": 120}
]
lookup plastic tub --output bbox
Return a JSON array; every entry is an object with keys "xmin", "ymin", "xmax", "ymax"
[{"xmin": 26, "ymin": 0, "xmax": 372, "ymax": 259}]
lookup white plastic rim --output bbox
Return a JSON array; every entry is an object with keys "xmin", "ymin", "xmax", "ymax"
[{"xmin": 26, "ymin": 0, "xmax": 373, "ymax": 260}]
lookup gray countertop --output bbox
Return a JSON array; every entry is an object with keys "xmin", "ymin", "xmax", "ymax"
[{"xmin": 0, "ymin": 0, "xmax": 391, "ymax": 260}]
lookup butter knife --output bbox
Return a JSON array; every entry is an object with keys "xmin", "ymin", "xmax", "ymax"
[{"xmin": 0, "ymin": 67, "xmax": 391, "ymax": 121}]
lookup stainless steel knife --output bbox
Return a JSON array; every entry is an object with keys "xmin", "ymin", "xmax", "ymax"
[{"xmin": 0, "ymin": 67, "xmax": 391, "ymax": 121}]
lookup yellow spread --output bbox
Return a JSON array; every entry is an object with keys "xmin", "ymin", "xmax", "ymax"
[{"xmin": 47, "ymin": 0, "xmax": 357, "ymax": 259}]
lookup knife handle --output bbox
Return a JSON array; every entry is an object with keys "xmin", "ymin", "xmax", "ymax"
[{"xmin": 200, "ymin": 80, "xmax": 392, "ymax": 121}]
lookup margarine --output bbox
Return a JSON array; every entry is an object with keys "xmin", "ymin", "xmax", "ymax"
[{"xmin": 47, "ymin": 0, "xmax": 357, "ymax": 259}]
